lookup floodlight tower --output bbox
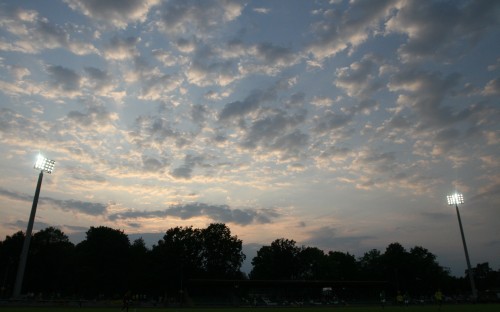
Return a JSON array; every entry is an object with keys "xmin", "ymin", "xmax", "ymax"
[
  {"xmin": 447, "ymin": 193, "xmax": 477, "ymax": 301},
  {"xmin": 13, "ymin": 154, "xmax": 55, "ymax": 298}
]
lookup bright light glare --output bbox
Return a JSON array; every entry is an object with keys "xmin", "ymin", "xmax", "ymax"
[
  {"xmin": 447, "ymin": 193, "xmax": 464, "ymax": 205},
  {"xmin": 34, "ymin": 154, "xmax": 55, "ymax": 174}
]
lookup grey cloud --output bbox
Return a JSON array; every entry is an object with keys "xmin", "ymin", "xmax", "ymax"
[
  {"xmin": 313, "ymin": 110, "xmax": 353, "ymax": 134},
  {"xmin": 47, "ymin": 65, "xmax": 81, "ymax": 92},
  {"xmin": 0, "ymin": 108, "xmax": 47, "ymax": 145},
  {"xmin": 84, "ymin": 66, "xmax": 109, "ymax": 81},
  {"xmin": 218, "ymin": 80, "xmax": 289, "ymax": 121},
  {"xmin": 175, "ymin": 37, "xmax": 197, "ymax": 52},
  {"xmin": 389, "ymin": 70, "xmax": 467, "ymax": 128},
  {"xmin": 170, "ymin": 154, "xmax": 205, "ymax": 179},
  {"xmin": 256, "ymin": 42, "xmax": 295, "ymax": 65},
  {"xmin": 142, "ymin": 155, "xmax": 168, "ymax": 172},
  {"xmin": 239, "ymin": 109, "xmax": 309, "ymax": 158},
  {"xmin": 191, "ymin": 104, "xmax": 208, "ymax": 125},
  {"xmin": 157, "ymin": 0, "xmax": 243, "ymax": 36},
  {"xmin": 171, "ymin": 166, "xmax": 192, "ymax": 179},
  {"xmin": 0, "ymin": 6, "xmax": 97, "ymax": 55},
  {"xmin": 129, "ymin": 56, "xmax": 183, "ymax": 100},
  {"xmin": 84, "ymin": 66, "xmax": 114, "ymax": 91},
  {"xmin": 307, "ymin": 0, "xmax": 397, "ymax": 59},
  {"xmin": 242, "ymin": 113, "xmax": 293, "ymax": 148},
  {"xmin": 304, "ymin": 226, "xmax": 373, "ymax": 251},
  {"xmin": 0, "ymin": 187, "xmax": 107, "ymax": 216},
  {"xmin": 358, "ymin": 150, "xmax": 397, "ymax": 175},
  {"xmin": 104, "ymin": 36, "xmax": 141, "ymax": 60},
  {"xmin": 270, "ymin": 130, "xmax": 309, "ymax": 156},
  {"xmin": 187, "ymin": 58, "xmax": 237, "ymax": 86},
  {"xmin": 127, "ymin": 223, "xmax": 142, "ymax": 229},
  {"xmin": 40, "ymin": 197, "xmax": 107, "ymax": 216},
  {"xmin": 6, "ymin": 220, "xmax": 52, "ymax": 233},
  {"xmin": 388, "ymin": 114, "xmax": 411, "ymax": 129},
  {"xmin": 63, "ymin": 224, "xmax": 88, "ymax": 232},
  {"xmin": 318, "ymin": 146, "xmax": 351, "ymax": 160},
  {"xmin": 129, "ymin": 114, "xmax": 188, "ymax": 150},
  {"xmin": 335, "ymin": 56, "xmax": 381, "ymax": 98},
  {"xmin": 0, "ymin": 188, "xmax": 32, "ymax": 202},
  {"xmin": 66, "ymin": 102, "xmax": 116, "ymax": 129},
  {"xmin": 64, "ymin": 0, "xmax": 158, "ymax": 28},
  {"xmin": 219, "ymin": 90, "xmax": 267, "ymax": 121},
  {"xmin": 469, "ymin": 182, "xmax": 500, "ymax": 204},
  {"xmin": 286, "ymin": 92, "xmax": 306, "ymax": 108},
  {"xmin": 140, "ymin": 73, "xmax": 182, "ymax": 100},
  {"xmin": 361, "ymin": 151, "xmax": 396, "ymax": 164},
  {"xmin": 70, "ymin": 168, "xmax": 107, "ymax": 183},
  {"xmin": 387, "ymin": 1, "xmax": 500, "ymax": 62},
  {"xmin": 108, "ymin": 203, "xmax": 280, "ymax": 226},
  {"xmin": 435, "ymin": 128, "xmax": 460, "ymax": 142},
  {"xmin": 36, "ymin": 18, "xmax": 71, "ymax": 47},
  {"xmin": 420, "ymin": 211, "xmax": 452, "ymax": 222},
  {"xmin": 353, "ymin": 99, "xmax": 379, "ymax": 114}
]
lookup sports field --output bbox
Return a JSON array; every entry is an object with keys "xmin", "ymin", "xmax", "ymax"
[{"xmin": 0, "ymin": 305, "xmax": 499, "ymax": 312}]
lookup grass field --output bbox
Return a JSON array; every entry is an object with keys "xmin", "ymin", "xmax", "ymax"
[{"xmin": 0, "ymin": 305, "xmax": 499, "ymax": 312}]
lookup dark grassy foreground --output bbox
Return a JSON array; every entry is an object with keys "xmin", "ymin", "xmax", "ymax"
[{"xmin": 0, "ymin": 305, "xmax": 499, "ymax": 312}]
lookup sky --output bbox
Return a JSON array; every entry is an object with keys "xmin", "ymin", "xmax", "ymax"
[{"xmin": 0, "ymin": 0, "xmax": 499, "ymax": 277}]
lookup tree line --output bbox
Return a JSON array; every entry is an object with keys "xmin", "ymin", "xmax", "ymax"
[{"xmin": 0, "ymin": 224, "xmax": 498, "ymax": 301}]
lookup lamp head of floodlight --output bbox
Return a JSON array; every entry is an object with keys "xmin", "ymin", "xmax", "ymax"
[
  {"xmin": 447, "ymin": 193, "xmax": 464, "ymax": 206},
  {"xmin": 34, "ymin": 154, "xmax": 55, "ymax": 174}
]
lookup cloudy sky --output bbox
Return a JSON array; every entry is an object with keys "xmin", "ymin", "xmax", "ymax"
[{"xmin": 0, "ymin": 0, "xmax": 499, "ymax": 276}]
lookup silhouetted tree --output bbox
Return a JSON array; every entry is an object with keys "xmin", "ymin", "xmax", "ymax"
[
  {"xmin": 200, "ymin": 223, "xmax": 246, "ymax": 279},
  {"xmin": 407, "ymin": 246, "xmax": 449, "ymax": 294},
  {"xmin": 150, "ymin": 226, "xmax": 203, "ymax": 296},
  {"xmin": 75, "ymin": 226, "xmax": 130, "ymax": 298},
  {"xmin": 26, "ymin": 227, "xmax": 75, "ymax": 296},
  {"xmin": 0, "ymin": 231, "xmax": 24, "ymax": 298},
  {"xmin": 474, "ymin": 262, "xmax": 500, "ymax": 294},
  {"xmin": 150, "ymin": 223, "xmax": 246, "ymax": 298},
  {"xmin": 358, "ymin": 248, "xmax": 384, "ymax": 281},
  {"xmin": 128, "ymin": 238, "xmax": 151, "ymax": 294},
  {"xmin": 382, "ymin": 242, "xmax": 409, "ymax": 290},
  {"xmin": 325, "ymin": 251, "xmax": 358, "ymax": 280},
  {"xmin": 250, "ymin": 238, "xmax": 301, "ymax": 279},
  {"xmin": 297, "ymin": 246, "xmax": 327, "ymax": 279},
  {"xmin": 1, "ymin": 227, "xmax": 495, "ymax": 301}
]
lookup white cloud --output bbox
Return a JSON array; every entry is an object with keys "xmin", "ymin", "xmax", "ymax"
[
  {"xmin": 155, "ymin": 0, "xmax": 243, "ymax": 36},
  {"xmin": 307, "ymin": 0, "xmax": 397, "ymax": 60},
  {"xmin": 64, "ymin": 0, "xmax": 159, "ymax": 29},
  {"xmin": 482, "ymin": 78, "xmax": 500, "ymax": 95},
  {"xmin": 0, "ymin": 7, "xmax": 98, "ymax": 55}
]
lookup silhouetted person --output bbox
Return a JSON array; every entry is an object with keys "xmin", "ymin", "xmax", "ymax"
[
  {"xmin": 379, "ymin": 290, "xmax": 386, "ymax": 308},
  {"xmin": 434, "ymin": 289, "xmax": 443, "ymax": 309},
  {"xmin": 122, "ymin": 291, "xmax": 132, "ymax": 312},
  {"xmin": 396, "ymin": 291, "xmax": 403, "ymax": 306},
  {"xmin": 404, "ymin": 291, "xmax": 410, "ymax": 306}
]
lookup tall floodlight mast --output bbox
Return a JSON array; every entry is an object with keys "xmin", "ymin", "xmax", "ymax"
[
  {"xmin": 447, "ymin": 193, "xmax": 477, "ymax": 301},
  {"xmin": 13, "ymin": 154, "xmax": 55, "ymax": 298}
]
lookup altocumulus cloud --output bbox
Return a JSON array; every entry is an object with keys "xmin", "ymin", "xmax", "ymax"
[
  {"xmin": 0, "ymin": 187, "xmax": 107, "ymax": 216},
  {"xmin": 108, "ymin": 202, "xmax": 280, "ymax": 226}
]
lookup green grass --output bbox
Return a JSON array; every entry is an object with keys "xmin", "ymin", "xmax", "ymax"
[{"xmin": 0, "ymin": 305, "xmax": 499, "ymax": 312}]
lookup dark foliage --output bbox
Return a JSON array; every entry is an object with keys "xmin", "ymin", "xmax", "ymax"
[{"xmin": 1, "ymin": 224, "xmax": 498, "ymax": 301}]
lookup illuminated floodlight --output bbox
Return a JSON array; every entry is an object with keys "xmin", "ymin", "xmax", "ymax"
[
  {"xmin": 446, "ymin": 191, "xmax": 477, "ymax": 300},
  {"xmin": 447, "ymin": 193, "xmax": 464, "ymax": 205},
  {"xmin": 34, "ymin": 154, "xmax": 55, "ymax": 174},
  {"xmin": 14, "ymin": 153, "xmax": 56, "ymax": 297}
]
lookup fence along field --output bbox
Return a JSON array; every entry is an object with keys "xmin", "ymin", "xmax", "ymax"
[{"xmin": 0, "ymin": 305, "xmax": 500, "ymax": 312}]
